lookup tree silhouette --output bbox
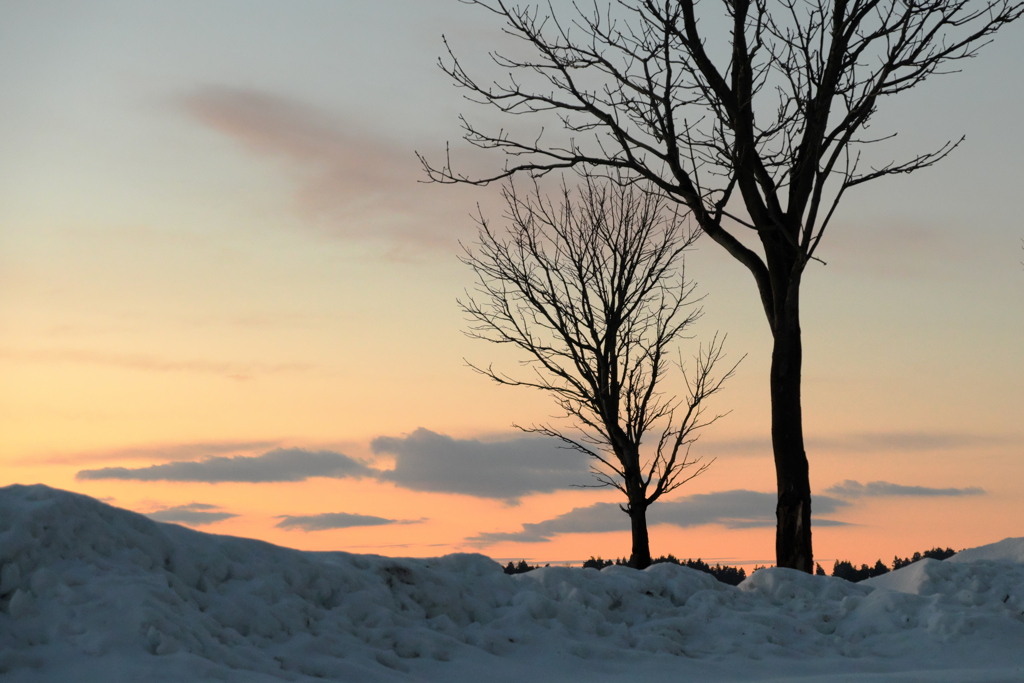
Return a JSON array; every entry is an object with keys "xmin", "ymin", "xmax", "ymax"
[
  {"xmin": 423, "ymin": 0, "xmax": 1023, "ymax": 571},
  {"xmin": 461, "ymin": 175, "xmax": 736, "ymax": 568}
]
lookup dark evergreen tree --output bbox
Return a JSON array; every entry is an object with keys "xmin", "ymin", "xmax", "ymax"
[
  {"xmin": 831, "ymin": 560, "xmax": 859, "ymax": 582},
  {"xmin": 504, "ymin": 559, "xmax": 541, "ymax": 574},
  {"xmin": 582, "ymin": 557, "xmax": 615, "ymax": 570},
  {"xmin": 893, "ymin": 547, "xmax": 957, "ymax": 570}
]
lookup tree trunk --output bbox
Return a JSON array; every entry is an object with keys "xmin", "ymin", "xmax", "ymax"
[
  {"xmin": 628, "ymin": 504, "xmax": 652, "ymax": 569},
  {"xmin": 770, "ymin": 291, "xmax": 813, "ymax": 573}
]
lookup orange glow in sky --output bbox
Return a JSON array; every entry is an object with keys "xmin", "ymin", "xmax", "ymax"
[{"xmin": 1, "ymin": 1, "xmax": 1022, "ymax": 572}]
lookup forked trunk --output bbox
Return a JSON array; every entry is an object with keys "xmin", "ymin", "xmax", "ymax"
[{"xmin": 770, "ymin": 299, "xmax": 813, "ymax": 572}]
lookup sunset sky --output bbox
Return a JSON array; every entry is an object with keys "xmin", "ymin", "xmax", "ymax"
[{"xmin": 2, "ymin": 0, "xmax": 1022, "ymax": 570}]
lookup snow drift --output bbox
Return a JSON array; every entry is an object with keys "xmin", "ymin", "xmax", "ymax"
[{"xmin": 1, "ymin": 484, "xmax": 1022, "ymax": 682}]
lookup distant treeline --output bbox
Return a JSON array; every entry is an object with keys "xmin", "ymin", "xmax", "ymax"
[
  {"xmin": 825, "ymin": 547, "xmax": 958, "ymax": 582},
  {"xmin": 502, "ymin": 546, "xmax": 957, "ymax": 586},
  {"xmin": 503, "ymin": 555, "xmax": 747, "ymax": 585},
  {"xmin": 585, "ymin": 555, "xmax": 748, "ymax": 586},
  {"xmin": 502, "ymin": 560, "xmax": 548, "ymax": 575}
]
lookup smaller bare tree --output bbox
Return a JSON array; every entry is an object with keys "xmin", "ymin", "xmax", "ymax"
[{"xmin": 461, "ymin": 175, "xmax": 738, "ymax": 569}]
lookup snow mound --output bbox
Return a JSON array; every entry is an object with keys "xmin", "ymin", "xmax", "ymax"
[
  {"xmin": 948, "ymin": 537, "xmax": 1024, "ymax": 564},
  {"xmin": 864, "ymin": 557, "xmax": 1024, "ymax": 631},
  {"xmin": 1, "ymin": 484, "xmax": 1023, "ymax": 682}
]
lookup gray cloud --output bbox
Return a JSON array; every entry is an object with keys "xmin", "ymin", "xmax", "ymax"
[
  {"xmin": 471, "ymin": 502, "xmax": 624, "ymax": 545},
  {"xmin": 371, "ymin": 428, "xmax": 590, "ymax": 502},
  {"xmin": 76, "ymin": 448, "xmax": 373, "ymax": 483},
  {"xmin": 651, "ymin": 490, "xmax": 849, "ymax": 529},
  {"xmin": 468, "ymin": 490, "xmax": 851, "ymax": 545},
  {"xmin": 147, "ymin": 503, "xmax": 237, "ymax": 526},
  {"xmin": 71, "ymin": 429, "xmax": 589, "ymax": 496},
  {"xmin": 275, "ymin": 512, "xmax": 425, "ymax": 532},
  {"xmin": 826, "ymin": 480, "xmax": 986, "ymax": 498}
]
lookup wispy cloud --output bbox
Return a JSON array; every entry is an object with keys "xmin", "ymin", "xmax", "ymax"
[
  {"xmin": 468, "ymin": 490, "xmax": 851, "ymax": 545},
  {"xmin": 146, "ymin": 503, "xmax": 237, "ymax": 526},
  {"xmin": 696, "ymin": 437, "xmax": 772, "ymax": 456},
  {"xmin": 821, "ymin": 219, "xmax": 984, "ymax": 279},
  {"xmin": 275, "ymin": 512, "xmax": 425, "ymax": 532},
  {"xmin": 701, "ymin": 431, "xmax": 1011, "ymax": 458},
  {"xmin": 76, "ymin": 448, "xmax": 373, "ymax": 483},
  {"xmin": 34, "ymin": 440, "xmax": 279, "ymax": 465},
  {"xmin": 0, "ymin": 347, "xmax": 311, "ymax": 381},
  {"xmin": 812, "ymin": 432, "xmax": 1009, "ymax": 452},
  {"xmin": 371, "ymin": 428, "xmax": 590, "ymax": 502},
  {"xmin": 826, "ymin": 480, "xmax": 986, "ymax": 498},
  {"xmin": 181, "ymin": 85, "xmax": 480, "ymax": 254}
]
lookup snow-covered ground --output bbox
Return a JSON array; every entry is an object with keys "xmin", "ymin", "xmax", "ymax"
[{"xmin": 1, "ymin": 485, "xmax": 1022, "ymax": 682}]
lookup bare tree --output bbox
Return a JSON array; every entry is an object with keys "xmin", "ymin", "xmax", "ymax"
[
  {"xmin": 461, "ymin": 175, "xmax": 737, "ymax": 569},
  {"xmin": 422, "ymin": 0, "xmax": 1023, "ymax": 571}
]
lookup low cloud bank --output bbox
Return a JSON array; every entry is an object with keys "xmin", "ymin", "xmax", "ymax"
[
  {"xmin": 371, "ymin": 428, "xmax": 588, "ymax": 502},
  {"xmin": 77, "ymin": 448, "xmax": 374, "ymax": 483},
  {"xmin": 146, "ymin": 503, "xmax": 237, "ymax": 525},
  {"xmin": 469, "ymin": 490, "xmax": 850, "ymax": 545},
  {"xmin": 76, "ymin": 430, "xmax": 580, "ymax": 501},
  {"xmin": 826, "ymin": 480, "xmax": 985, "ymax": 498},
  {"xmin": 275, "ymin": 512, "xmax": 424, "ymax": 531},
  {"xmin": 700, "ymin": 431, "xmax": 1010, "ymax": 458}
]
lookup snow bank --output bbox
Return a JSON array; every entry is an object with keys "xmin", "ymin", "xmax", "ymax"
[
  {"xmin": 1, "ymin": 484, "xmax": 1022, "ymax": 682},
  {"xmin": 948, "ymin": 537, "xmax": 1024, "ymax": 564}
]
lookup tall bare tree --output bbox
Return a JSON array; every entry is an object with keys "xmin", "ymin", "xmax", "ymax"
[
  {"xmin": 461, "ymin": 176, "xmax": 736, "ymax": 569},
  {"xmin": 422, "ymin": 0, "xmax": 1023, "ymax": 571}
]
